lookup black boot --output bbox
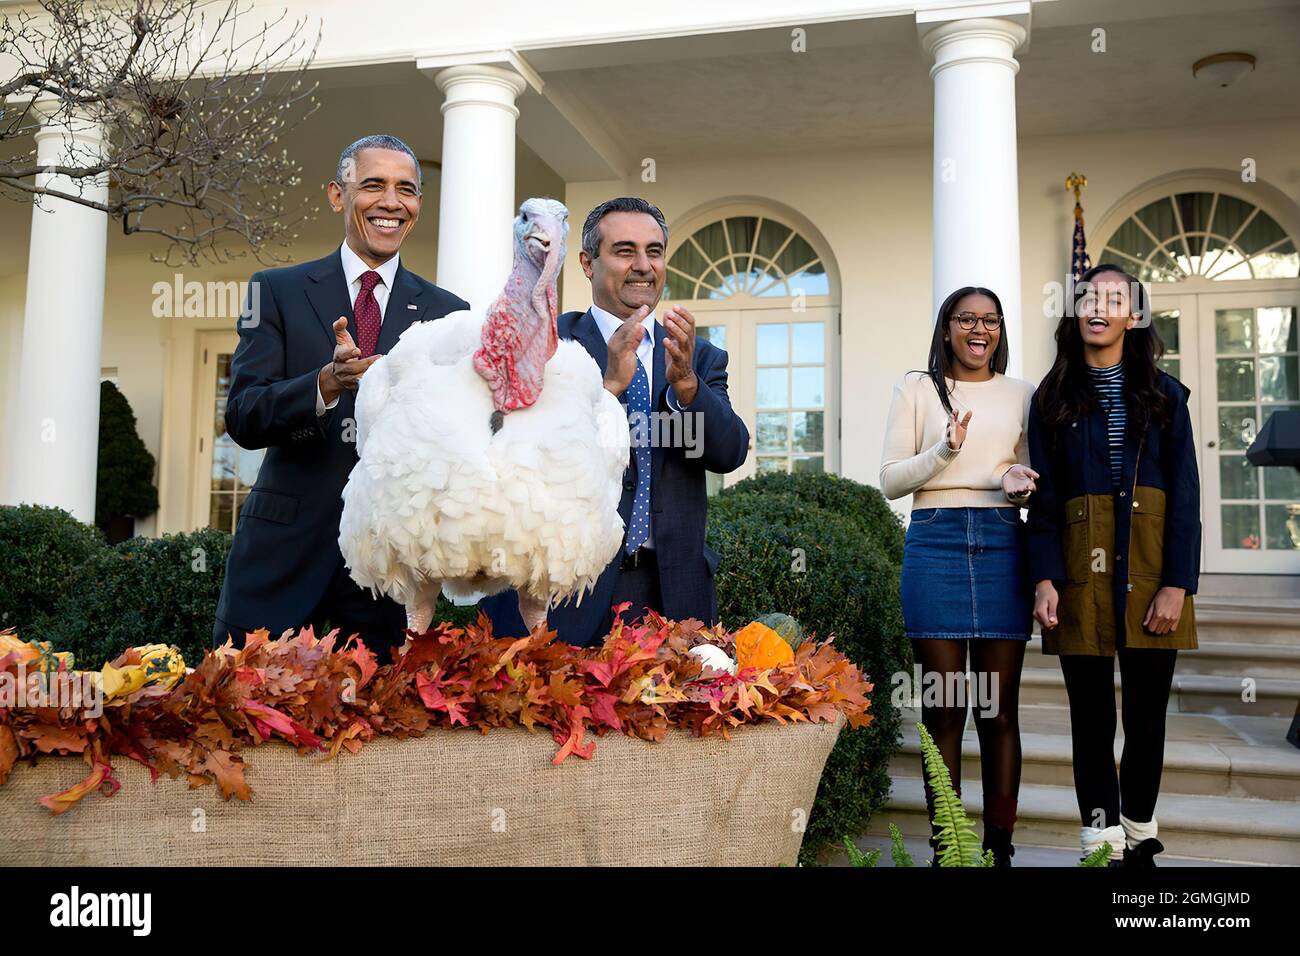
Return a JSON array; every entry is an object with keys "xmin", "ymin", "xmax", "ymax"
[
  {"xmin": 1122, "ymin": 838, "xmax": 1165, "ymax": 868},
  {"xmin": 983, "ymin": 825, "xmax": 1015, "ymax": 867}
]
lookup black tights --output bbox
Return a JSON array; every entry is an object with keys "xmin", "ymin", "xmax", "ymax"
[
  {"xmin": 910, "ymin": 638, "xmax": 1026, "ymax": 834},
  {"xmin": 1059, "ymin": 648, "xmax": 1178, "ymax": 828}
]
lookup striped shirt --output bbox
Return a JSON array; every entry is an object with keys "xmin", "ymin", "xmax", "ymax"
[{"xmin": 1088, "ymin": 361, "xmax": 1126, "ymax": 486}]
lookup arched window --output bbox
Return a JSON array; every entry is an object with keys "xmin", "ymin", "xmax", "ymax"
[
  {"xmin": 1101, "ymin": 191, "xmax": 1298, "ymax": 282},
  {"xmin": 665, "ymin": 215, "xmax": 829, "ymax": 300}
]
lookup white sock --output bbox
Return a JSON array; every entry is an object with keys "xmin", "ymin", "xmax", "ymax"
[
  {"xmin": 1081, "ymin": 824, "xmax": 1125, "ymax": 860},
  {"xmin": 1120, "ymin": 813, "xmax": 1158, "ymax": 850}
]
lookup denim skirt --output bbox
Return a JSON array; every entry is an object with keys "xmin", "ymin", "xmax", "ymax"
[{"xmin": 901, "ymin": 506, "xmax": 1032, "ymax": 640}]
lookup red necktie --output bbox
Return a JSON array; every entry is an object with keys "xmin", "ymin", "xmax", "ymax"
[{"xmin": 355, "ymin": 270, "xmax": 382, "ymax": 358}]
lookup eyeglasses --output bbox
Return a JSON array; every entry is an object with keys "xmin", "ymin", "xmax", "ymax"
[{"xmin": 951, "ymin": 312, "xmax": 1004, "ymax": 331}]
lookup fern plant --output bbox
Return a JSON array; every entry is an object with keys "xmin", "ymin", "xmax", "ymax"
[
  {"xmin": 1079, "ymin": 842, "xmax": 1114, "ymax": 867},
  {"xmin": 838, "ymin": 722, "xmax": 1119, "ymax": 867},
  {"xmin": 917, "ymin": 722, "xmax": 993, "ymax": 866}
]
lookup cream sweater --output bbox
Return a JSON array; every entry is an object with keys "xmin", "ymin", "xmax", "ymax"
[{"xmin": 879, "ymin": 370, "xmax": 1035, "ymax": 509}]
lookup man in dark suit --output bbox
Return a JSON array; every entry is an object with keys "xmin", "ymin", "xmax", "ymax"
[
  {"xmin": 213, "ymin": 134, "xmax": 468, "ymax": 661},
  {"xmin": 483, "ymin": 197, "xmax": 749, "ymax": 646}
]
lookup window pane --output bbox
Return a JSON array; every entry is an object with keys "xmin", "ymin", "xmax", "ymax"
[
  {"xmin": 756, "ymin": 456, "xmax": 787, "ymax": 474},
  {"xmin": 725, "ymin": 217, "xmax": 758, "ymax": 258},
  {"xmin": 792, "ymin": 456, "xmax": 824, "ymax": 475},
  {"xmin": 1264, "ymin": 504, "xmax": 1300, "ymax": 550},
  {"xmin": 756, "ymin": 412, "xmax": 788, "ymax": 453},
  {"xmin": 792, "ymin": 411, "xmax": 824, "ymax": 453},
  {"xmin": 1106, "ymin": 218, "xmax": 1159, "ymax": 263},
  {"xmin": 1237, "ymin": 209, "xmax": 1287, "ymax": 256},
  {"xmin": 786, "ymin": 264, "xmax": 829, "ymax": 296},
  {"xmin": 1217, "ymin": 406, "xmax": 1256, "ymax": 450},
  {"xmin": 1252, "ymin": 240, "xmax": 1299, "ymax": 278},
  {"xmin": 1215, "ymin": 309, "xmax": 1254, "ymax": 352},
  {"xmin": 1257, "ymin": 307, "xmax": 1297, "ymax": 354},
  {"xmin": 755, "ymin": 368, "xmax": 788, "ymax": 408},
  {"xmin": 1265, "ymin": 463, "xmax": 1300, "ymax": 500},
  {"xmin": 697, "ymin": 324, "xmax": 727, "ymax": 352},
  {"xmin": 1259, "ymin": 356, "xmax": 1299, "ymax": 402},
  {"xmin": 753, "ymin": 219, "xmax": 792, "ymax": 261},
  {"xmin": 756, "ymin": 324, "xmax": 788, "ymax": 364},
  {"xmin": 212, "ymin": 436, "xmax": 237, "ymax": 491},
  {"xmin": 237, "ymin": 446, "xmax": 263, "ymax": 490},
  {"xmin": 668, "ymin": 241, "xmax": 709, "ymax": 281},
  {"xmin": 1217, "ymin": 358, "xmax": 1255, "ymax": 401},
  {"xmin": 1221, "ymin": 504, "xmax": 1261, "ymax": 549},
  {"xmin": 1219, "ymin": 455, "xmax": 1258, "ymax": 500},
  {"xmin": 1158, "ymin": 358, "xmax": 1181, "ymax": 380},
  {"xmin": 791, "ymin": 367, "xmax": 825, "ymax": 407},
  {"xmin": 210, "ymin": 493, "xmax": 233, "ymax": 533},
  {"xmin": 792, "ymin": 322, "xmax": 824, "ymax": 363},
  {"xmin": 1152, "ymin": 310, "xmax": 1180, "ymax": 354},
  {"xmin": 775, "ymin": 232, "xmax": 818, "ymax": 276}
]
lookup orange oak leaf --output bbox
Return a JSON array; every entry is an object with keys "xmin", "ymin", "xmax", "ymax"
[{"xmin": 202, "ymin": 749, "xmax": 252, "ymax": 801}]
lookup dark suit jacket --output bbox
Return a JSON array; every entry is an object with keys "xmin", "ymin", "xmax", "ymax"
[
  {"xmin": 481, "ymin": 307, "xmax": 750, "ymax": 646},
  {"xmin": 214, "ymin": 248, "xmax": 469, "ymax": 639}
]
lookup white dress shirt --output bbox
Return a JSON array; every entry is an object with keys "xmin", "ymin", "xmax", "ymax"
[
  {"xmin": 589, "ymin": 303, "xmax": 689, "ymax": 551},
  {"xmin": 316, "ymin": 241, "xmax": 401, "ymax": 415}
]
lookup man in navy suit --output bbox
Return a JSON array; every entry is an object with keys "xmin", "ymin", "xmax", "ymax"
[
  {"xmin": 483, "ymin": 197, "xmax": 750, "ymax": 646},
  {"xmin": 212, "ymin": 134, "xmax": 468, "ymax": 661}
]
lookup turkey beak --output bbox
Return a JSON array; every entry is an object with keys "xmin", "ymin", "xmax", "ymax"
[{"xmin": 524, "ymin": 216, "xmax": 563, "ymax": 262}]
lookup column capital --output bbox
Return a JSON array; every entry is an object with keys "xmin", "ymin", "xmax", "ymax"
[
  {"xmin": 418, "ymin": 50, "xmax": 539, "ymax": 94},
  {"xmin": 918, "ymin": 5, "xmax": 1030, "ymax": 77}
]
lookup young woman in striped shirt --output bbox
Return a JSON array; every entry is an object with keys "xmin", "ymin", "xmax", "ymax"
[{"xmin": 1027, "ymin": 264, "xmax": 1201, "ymax": 866}]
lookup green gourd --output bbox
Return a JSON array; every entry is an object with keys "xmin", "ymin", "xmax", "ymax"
[{"xmin": 755, "ymin": 612, "xmax": 804, "ymax": 649}]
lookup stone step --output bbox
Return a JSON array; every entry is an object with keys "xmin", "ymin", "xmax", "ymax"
[
  {"xmin": 1022, "ymin": 635, "xmax": 1300, "ymax": 681},
  {"xmin": 891, "ymin": 708, "xmax": 1300, "ymax": 800},
  {"xmin": 872, "ymin": 774, "xmax": 1300, "ymax": 866},
  {"xmin": 1192, "ymin": 599, "xmax": 1300, "ymax": 647},
  {"xmin": 1011, "ymin": 666, "xmax": 1299, "ymax": 717},
  {"xmin": 836, "ymin": 832, "xmax": 1243, "ymax": 867}
]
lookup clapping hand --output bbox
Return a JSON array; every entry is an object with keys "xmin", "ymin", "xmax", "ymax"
[
  {"xmin": 947, "ymin": 409, "xmax": 972, "ymax": 450},
  {"xmin": 603, "ymin": 305, "xmax": 651, "ymax": 397}
]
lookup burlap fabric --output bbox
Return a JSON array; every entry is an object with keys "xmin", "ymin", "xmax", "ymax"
[{"xmin": 1, "ymin": 717, "xmax": 842, "ymax": 866}]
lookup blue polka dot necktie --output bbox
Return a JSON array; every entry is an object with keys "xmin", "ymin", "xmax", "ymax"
[{"xmin": 625, "ymin": 358, "xmax": 651, "ymax": 554}]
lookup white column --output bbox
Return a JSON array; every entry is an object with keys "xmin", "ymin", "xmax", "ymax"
[
  {"xmin": 5, "ymin": 106, "xmax": 108, "ymax": 522},
  {"xmin": 431, "ymin": 64, "xmax": 529, "ymax": 314},
  {"xmin": 919, "ymin": 12, "xmax": 1029, "ymax": 376}
]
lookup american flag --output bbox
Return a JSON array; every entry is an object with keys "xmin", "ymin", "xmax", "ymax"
[{"xmin": 1070, "ymin": 204, "xmax": 1091, "ymax": 282}]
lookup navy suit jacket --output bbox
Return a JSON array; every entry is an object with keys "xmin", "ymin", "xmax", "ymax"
[
  {"xmin": 481, "ymin": 307, "xmax": 750, "ymax": 646},
  {"xmin": 214, "ymin": 248, "xmax": 469, "ymax": 639}
]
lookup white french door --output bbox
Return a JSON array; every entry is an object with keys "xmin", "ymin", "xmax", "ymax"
[
  {"xmin": 1194, "ymin": 291, "xmax": 1300, "ymax": 573},
  {"xmin": 691, "ymin": 304, "xmax": 839, "ymax": 491},
  {"xmin": 191, "ymin": 331, "xmax": 265, "ymax": 532}
]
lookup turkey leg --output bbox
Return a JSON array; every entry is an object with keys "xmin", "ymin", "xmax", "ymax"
[
  {"xmin": 518, "ymin": 592, "xmax": 550, "ymax": 634},
  {"xmin": 406, "ymin": 581, "xmax": 440, "ymax": 636}
]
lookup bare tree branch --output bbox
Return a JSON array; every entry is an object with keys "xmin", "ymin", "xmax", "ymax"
[{"xmin": 0, "ymin": 0, "xmax": 321, "ymax": 264}]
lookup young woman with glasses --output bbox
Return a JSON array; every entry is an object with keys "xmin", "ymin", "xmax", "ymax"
[
  {"xmin": 1027, "ymin": 264, "xmax": 1199, "ymax": 867},
  {"xmin": 880, "ymin": 286, "xmax": 1038, "ymax": 866}
]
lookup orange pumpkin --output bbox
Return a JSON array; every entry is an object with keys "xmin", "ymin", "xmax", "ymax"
[{"xmin": 733, "ymin": 621, "xmax": 795, "ymax": 671}]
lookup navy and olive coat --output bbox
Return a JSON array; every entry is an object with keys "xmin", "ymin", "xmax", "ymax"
[{"xmin": 1027, "ymin": 370, "xmax": 1200, "ymax": 656}]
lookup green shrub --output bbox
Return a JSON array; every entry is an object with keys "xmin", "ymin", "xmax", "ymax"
[
  {"xmin": 37, "ymin": 528, "xmax": 232, "ymax": 670},
  {"xmin": 95, "ymin": 380, "xmax": 159, "ymax": 533},
  {"xmin": 707, "ymin": 473, "xmax": 910, "ymax": 865},
  {"xmin": 709, "ymin": 472, "xmax": 905, "ymax": 565},
  {"xmin": 0, "ymin": 505, "xmax": 105, "ymax": 635}
]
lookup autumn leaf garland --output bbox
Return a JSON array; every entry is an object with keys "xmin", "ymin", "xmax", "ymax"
[{"xmin": 0, "ymin": 608, "xmax": 873, "ymax": 816}]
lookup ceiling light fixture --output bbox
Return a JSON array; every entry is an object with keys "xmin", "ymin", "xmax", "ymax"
[{"xmin": 1192, "ymin": 52, "xmax": 1256, "ymax": 88}]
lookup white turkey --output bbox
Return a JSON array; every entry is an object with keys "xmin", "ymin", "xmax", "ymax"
[{"xmin": 338, "ymin": 197, "xmax": 630, "ymax": 638}]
